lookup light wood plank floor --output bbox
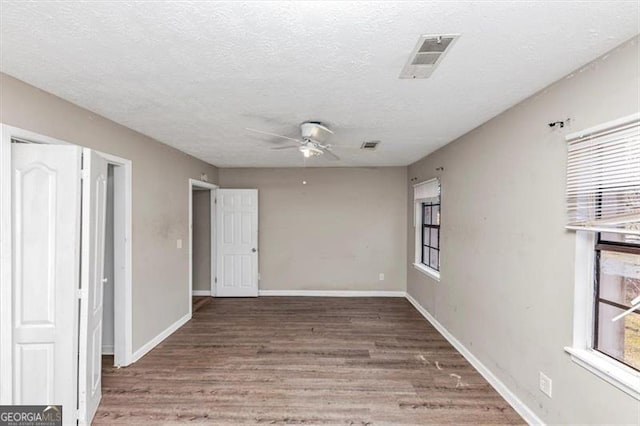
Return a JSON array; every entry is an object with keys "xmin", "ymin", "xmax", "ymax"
[{"xmin": 96, "ymin": 297, "xmax": 523, "ymax": 425}]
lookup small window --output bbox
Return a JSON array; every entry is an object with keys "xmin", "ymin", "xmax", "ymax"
[
  {"xmin": 593, "ymin": 232, "xmax": 640, "ymax": 371},
  {"xmin": 421, "ymin": 200, "xmax": 440, "ymax": 271},
  {"xmin": 413, "ymin": 178, "xmax": 441, "ymax": 279}
]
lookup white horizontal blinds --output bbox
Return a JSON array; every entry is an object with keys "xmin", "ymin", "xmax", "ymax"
[
  {"xmin": 414, "ymin": 178, "xmax": 440, "ymax": 227},
  {"xmin": 414, "ymin": 178, "xmax": 440, "ymax": 201},
  {"xmin": 566, "ymin": 117, "xmax": 640, "ymax": 235}
]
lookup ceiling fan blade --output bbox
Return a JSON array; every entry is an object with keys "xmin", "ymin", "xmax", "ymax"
[
  {"xmin": 323, "ymin": 147, "xmax": 341, "ymax": 161},
  {"xmin": 246, "ymin": 128, "xmax": 301, "ymax": 143},
  {"xmin": 325, "ymin": 144, "xmax": 361, "ymax": 150},
  {"xmin": 270, "ymin": 145, "xmax": 300, "ymax": 150}
]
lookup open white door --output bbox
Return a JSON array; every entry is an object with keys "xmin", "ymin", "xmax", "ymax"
[
  {"xmin": 78, "ymin": 148, "xmax": 108, "ymax": 425},
  {"xmin": 11, "ymin": 144, "xmax": 82, "ymax": 425},
  {"xmin": 216, "ymin": 189, "xmax": 258, "ymax": 297}
]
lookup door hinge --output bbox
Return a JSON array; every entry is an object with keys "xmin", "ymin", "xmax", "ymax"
[
  {"xmin": 214, "ymin": 277, "xmax": 217, "ymax": 283},
  {"xmin": 215, "ymin": 198, "xmax": 217, "ymax": 204},
  {"xmin": 77, "ymin": 288, "xmax": 87, "ymax": 299},
  {"xmin": 81, "ymin": 169, "xmax": 89, "ymax": 180}
]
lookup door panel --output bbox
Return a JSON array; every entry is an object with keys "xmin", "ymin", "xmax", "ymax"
[
  {"xmin": 216, "ymin": 189, "xmax": 258, "ymax": 297},
  {"xmin": 11, "ymin": 144, "xmax": 82, "ymax": 424},
  {"xmin": 15, "ymin": 344, "xmax": 54, "ymax": 403},
  {"xmin": 78, "ymin": 148, "xmax": 108, "ymax": 425}
]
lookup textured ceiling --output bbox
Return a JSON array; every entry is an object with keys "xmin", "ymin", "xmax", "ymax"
[{"xmin": 1, "ymin": 1, "xmax": 638, "ymax": 167}]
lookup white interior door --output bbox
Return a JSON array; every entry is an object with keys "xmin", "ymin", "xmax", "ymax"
[
  {"xmin": 78, "ymin": 148, "xmax": 108, "ymax": 425},
  {"xmin": 216, "ymin": 189, "xmax": 258, "ymax": 297},
  {"xmin": 11, "ymin": 143, "xmax": 82, "ymax": 425}
]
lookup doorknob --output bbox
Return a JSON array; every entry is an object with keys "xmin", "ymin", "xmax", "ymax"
[{"xmin": 252, "ymin": 248, "xmax": 257, "ymax": 253}]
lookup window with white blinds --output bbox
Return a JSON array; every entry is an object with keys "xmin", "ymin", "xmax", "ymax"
[
  {"xmin": 414, "ymin": 178, "xmax": 440, "ymax": 226},
  {"xmin": 565, "ymin": 114, "xmax": 640, "ymax": 235},
  {"xmin": 413, "ymin": 178, "xmax": 442, "ymax": 279},
  {"xmin": 414, "ymin": 178, "xmax": 440, "ymax": 201}
]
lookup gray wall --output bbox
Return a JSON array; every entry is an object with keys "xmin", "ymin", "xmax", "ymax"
[
  {"xmin": 192, "ymin": 190, "xmax": 211, "ymax": 292},
  {"xmin": 0, "ymin": 73, "xmax": 219, "ymax": 352},
  {"xmin": 220, "ymin": 167, "xmax": 407, "ymax": 292},
  {"xmin": 406, "ymin": 36, "xmax": 639, "ymax": 424}
]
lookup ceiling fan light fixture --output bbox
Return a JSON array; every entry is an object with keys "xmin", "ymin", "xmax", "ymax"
[{"xmin": 299, "ymin": 145, "xmax": 322, "ymax": 158}]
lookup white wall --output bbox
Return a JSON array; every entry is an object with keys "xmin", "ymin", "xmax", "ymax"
[
  {"xmin": 0, "ymin": 73, "xmax": 219, "ymax": 352},
  {"xmin": 406, "ymin": 36, "xmax": 640, "ymax": 424},
  {"xmin": 219, "ymin": 167, "xmax": 407, "ymax": 292}
]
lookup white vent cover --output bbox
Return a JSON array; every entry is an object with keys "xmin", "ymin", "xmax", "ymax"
[{"xmin": 400, "ymin": 34, "xmax": 459, "ymax": 79}]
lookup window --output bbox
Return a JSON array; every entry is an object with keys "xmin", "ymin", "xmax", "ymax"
[
  {"xmin": 421, "ymin": 200, "xmax": 440, "ymax": 271},
  {"xmin": 413, "ymin": 178, "xmax": 441, "ymax": 279},
  {"xmin": 593, "ymin": 232, "xmax": 640, "ymax": 371},
  {"xmin": 565, "ymin": 113, "xmax": 640, "ymax": 398}
]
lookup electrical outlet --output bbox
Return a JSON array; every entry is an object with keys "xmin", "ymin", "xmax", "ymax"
[
  {"xmin": 379, "ymin": 273, "xmax": 385, "ymax": 281},
  {"xmin": 176, "ymin": 239, "xmax": 182, "ymax": 249},
  {"xmin": 539, "ymin": 372, "xmax": 552, "ymax": 398}
]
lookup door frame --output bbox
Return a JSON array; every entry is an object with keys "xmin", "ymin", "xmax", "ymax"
[
  {"xmin": 0, "ymin": 124, "xmax": 134, "ymax": 405},
  {"xmin": 188, "ymin": 179, "xmax": 217, "ymax": 317},
  {"xmin": 97, "ymin": 152, "xmax": 133, "ymax": 367}
]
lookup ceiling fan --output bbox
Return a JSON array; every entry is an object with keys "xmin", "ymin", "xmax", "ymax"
[{"xmin": 246, "ymin": 121, "xmax": 341, "ymax": 160}]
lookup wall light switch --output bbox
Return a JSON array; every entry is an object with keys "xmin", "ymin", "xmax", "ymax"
[
  {"xmin": 177, "ymin": 239, "xmax": 182, "ymax": 249},
  {"xmin": 379, "ymin": 273, "xmax": 385, "ymax": 281}
]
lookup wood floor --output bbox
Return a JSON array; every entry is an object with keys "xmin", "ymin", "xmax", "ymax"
[
  {"xmin": 193, "ymin": 296, "xmax": 212, "ymax": 313},
  {"xmin": 96, "ymin": 297, "xmax": 523, "ymax": 425}
]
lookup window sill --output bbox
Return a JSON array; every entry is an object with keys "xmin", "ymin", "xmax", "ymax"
[
  {"xmin": 564, "ymin": 347, "xmax": 640, "ymax": 400},
  {"xmin": 413, "ymin": 263, "xmax": 440, "ymax": 282}
]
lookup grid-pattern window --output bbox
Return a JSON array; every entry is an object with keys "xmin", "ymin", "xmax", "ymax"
[
  {"xmin": 421, "ymin": 201, "xmax": 440, "ymax": 271},
  {"xmin": 414, "ymin": 178, "xmax": 441, "ymax": 278},
  {"xmin": 593, "ymin": 232, "xmax": 640, "ymax": 371}
]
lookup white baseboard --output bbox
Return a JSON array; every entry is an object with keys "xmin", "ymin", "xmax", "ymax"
[
  {"xmin": 130, "ymin": 312, "xmax": 191, "ymax": 364},
  {"xmin": 258, "ymin": 289, "xmax": 406, "ymax": 297},
  {"xmin": 101, "ymin": 345, "xmax": 114, "ymax": 355},
  {"xmin": 405, "ymin": 293, "xmax": 544, "ymax": 426},
  {"xmin": 192, "ymin": 290, "xmax": 211, "ymax": 296}
]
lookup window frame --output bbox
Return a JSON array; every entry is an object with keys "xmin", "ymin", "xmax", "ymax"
[
  {"xmin": 421, "ymin": 201, "xmax": 441, "ymax": 272},
  {"xmin": 592, "ymin": 233, "xmax": 640, "ymax": 372},
  {"xmin": 413, "ymin": 178, "xmax": 441, "ymax": 281},
  {"xmin": 565, "ymin": 231, "xmax": 640, "ymax": 400}
]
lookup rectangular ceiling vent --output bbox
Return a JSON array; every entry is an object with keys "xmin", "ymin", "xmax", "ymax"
[
  {"xmin": 361, "ymin": 140, "xmax": 381, "ymax": 150},
  {"xmin": 399, "ymin": 34, "xmax": 459, "ymax": 79}
]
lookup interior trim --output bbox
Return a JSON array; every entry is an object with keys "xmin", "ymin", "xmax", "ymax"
[{"xmin": 258, "ymin": 290, "xmax": 406, "ymax": 297}]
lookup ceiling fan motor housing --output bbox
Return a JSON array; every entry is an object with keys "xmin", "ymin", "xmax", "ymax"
[{"xmin": 300, "ymin": 121, "xmax": 333, "ymax": 143}]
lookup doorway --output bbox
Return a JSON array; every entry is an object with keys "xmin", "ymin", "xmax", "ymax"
[
  {"xmin": 100, "ymin": 159, "xmax": 131, "ymax": 368},
  {"xmin": 188, "ymin": 179, "xmax": 217, "ymax": 316},
  {"xmin": 0, "ymin": 124, "xmax": 133, "ymax": 425}
]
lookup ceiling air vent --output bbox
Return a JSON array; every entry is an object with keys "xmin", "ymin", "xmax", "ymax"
[
  {"xmin": 399, "ymin": 34, "xmax": 459, "ymax": 79},
  {"xmin": 361, "ymin": 140, "xmax": 381, "ymax": 150}
]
